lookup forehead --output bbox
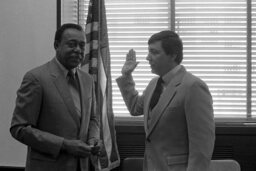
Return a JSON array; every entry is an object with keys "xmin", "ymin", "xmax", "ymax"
[
  {"xmin": 62, "ymin": 28, "xmax": 85, "ymax": 42},
  {"xmin": 148, "ymin": 40, "xmax": 163, "ymax": 51}
]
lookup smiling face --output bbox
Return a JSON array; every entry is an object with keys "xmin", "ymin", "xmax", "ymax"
[
  {"xmin": 146, "ymin": 40, "xmax": 177, "ymax": 77},
  {"xmin": 55, "ymin": 28, "xmax": 85, "ymax": 70}
]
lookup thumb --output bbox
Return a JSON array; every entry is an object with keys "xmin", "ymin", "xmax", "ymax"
[
  {"xmin": 132, "ymin": 62, "xmax": 139, "ymax": 70},
  {"xmin": 135, "ymin": 62, "xmax": 139, "ymax": 67}
]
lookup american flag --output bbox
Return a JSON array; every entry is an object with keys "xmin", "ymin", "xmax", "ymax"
[{"xmin": 81, "ymin": 0, "xmax": 120, "ymax": 170}]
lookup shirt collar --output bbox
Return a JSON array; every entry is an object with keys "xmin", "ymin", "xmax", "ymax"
[
  {"xmin": 162, "ymin": 65, "xmax": 181, "ymax": 86},
  {"xmin": 55, "ymin": 57, "xmax": 77, "ymax": 77}
]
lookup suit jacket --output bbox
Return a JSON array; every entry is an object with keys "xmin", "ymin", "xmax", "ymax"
[
  {"xmin": 10, "ymin": 58, "xmax": 100, "ymax": 171},
  {"xmin": 116, "ymin": 65, "xmax": 215, "ymax": 171}
]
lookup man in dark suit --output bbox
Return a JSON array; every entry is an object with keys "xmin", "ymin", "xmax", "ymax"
[
  {"xmin": 10, "ymin": 23, "xmax": 101, "ymax": 171},
  {"xmin": 116, "ymin": 30, "xmax": 215, "ymax": 171}
]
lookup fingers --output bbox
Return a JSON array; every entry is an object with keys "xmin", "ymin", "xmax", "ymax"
[
  {"xmin": 122, "ymin": 49, "xmax": 139, "ymax": 76},
  {"xmin": 90, "ymin": 139, "xmax": 104, "ymax": 156},
  {"xmin": 135, "ymin": 61, "xmax": 139, "ymax": 68},
  {"xmin": 76, "ymin": 142, "xmax": 93, "ymax": 158},
  {"xmin": 91, "ymin": 145, "xmax": 101, "ymax": 155},
  {"xmin": 81, "ymin": 146, "xmax": 92, "ymax": 157},
  {"xmin": 63, "ymin": 139, "xmax": 92, "ymax": 158},
  {"xmin": 126, "ymin": 49, "xmax": 136, "ymax": 61}
]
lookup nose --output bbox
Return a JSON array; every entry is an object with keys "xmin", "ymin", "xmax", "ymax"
[
  {"xmin": 74, "ymin": 45, "xmax": 82, "ymax": 52},
  {"xmin": 146, "ymin": 54, "xmax": 151, "ymax": 61}
]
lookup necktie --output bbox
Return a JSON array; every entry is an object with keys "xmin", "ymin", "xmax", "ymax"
[
  {"xmin": 150, "ymin": 77, "xmax": 163, "ymax": 110},
  {"xmin": 68, "ymin": 71, "xmax": 80, "ymax": 91},
  {"xmin": 67, "ymin": 71, "xmax": 81, "ymax": 116}
]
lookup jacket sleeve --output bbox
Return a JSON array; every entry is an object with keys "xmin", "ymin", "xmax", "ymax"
[
  {"xmin": 10, "ymin": 72, "xmax": 64, "ymax": 158},
  {"xmin": 116, "ymin": 75, "xmax": 144, "ymax": 116},
  {"xmin": 185, "ymin": 80, "xmax": 215, "ymax": 171}
]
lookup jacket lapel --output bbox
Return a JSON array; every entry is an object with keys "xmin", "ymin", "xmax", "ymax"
[
  {"xmin": 49, "ymin": 59, "xmax": 81, "ymax": 127},
  {"xmin": 146, "ymin": 66, "xmax": 186, "ymax": 139}
]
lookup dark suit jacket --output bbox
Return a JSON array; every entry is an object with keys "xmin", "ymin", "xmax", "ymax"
[
  {"xmin": 116, "ymin": 65, "xmax": 215, "ymax": 171},
  {"xmin": 10, "ymin": 58, "xmax": 99, "ymax": 171}
]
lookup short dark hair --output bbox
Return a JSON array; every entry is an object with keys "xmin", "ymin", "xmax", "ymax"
[
  {"xmin": 148, "ymin": 30, "xmax": 183, "ymax": 64},
  {"xmin": 54, "ymin": 23, "xmax": 84, "ymax": 47}
]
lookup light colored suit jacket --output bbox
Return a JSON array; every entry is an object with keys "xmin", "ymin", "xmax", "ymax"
[
  {"xmin": 116, "ymin": 65, "xmax": 215, "ymax": 171},
  {"xmin": 10, "ymin": 58, "xmax": 99, "ymax": 171}
]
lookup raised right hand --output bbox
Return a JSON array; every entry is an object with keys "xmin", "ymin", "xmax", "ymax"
[{"xmin": 121, "ymin": 49, "xmax": 139, "ymax": 76}]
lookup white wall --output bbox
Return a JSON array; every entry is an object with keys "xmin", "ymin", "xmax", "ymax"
[{"xmin": 0, "ymin": 0, "xmax": 56, "ymax": 167}]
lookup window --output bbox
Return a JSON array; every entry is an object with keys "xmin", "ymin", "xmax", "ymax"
[
  {"xmin": 60, "ymin": 0, "xmax": 256, "ymax": 120},
  {"xmin": 176, "ymin": 0, "xmax": 247, "ymax": 118}
]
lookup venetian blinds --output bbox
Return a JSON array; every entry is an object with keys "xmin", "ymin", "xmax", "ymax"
[
  {"xmin": 175, "ymin": 0, "xmax": 247, "ymax": 118},
  {"xmin": 61, "ymin": 0, "xmax": 255, "ymax": 118},
  {"xmin": 60, "ymin": 0, "xmax": 78, "ymax": 24},
  {"xmin": 105, "ymin": 0, "xmax": 170, "ymax": 116},
  {"xmin": 252, "ymin": 0, "xmax": 256, "ymax": 116}
]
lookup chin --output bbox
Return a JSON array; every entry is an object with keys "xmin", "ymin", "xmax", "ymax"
[
  {"xmin": 151, "ymin": 69, "xmax": 157, "ymax": 75},
  {"xmin": 68, "ymin": 64, "xmax": 79, "ymax": 69},
  {"xmin": 71, "ymin": 60, "xmax": 81, "ymax": 66}
]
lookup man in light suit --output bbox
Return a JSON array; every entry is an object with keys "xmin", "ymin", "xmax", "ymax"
[
  {"xmin": 10, "ymin": 23, "xmax": 101, "ymax": 171},
  {"xmin": 116, "ymin": 30, "xmax": 215, "ymax": 171}
]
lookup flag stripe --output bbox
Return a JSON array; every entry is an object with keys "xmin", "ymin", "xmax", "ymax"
[{"xmin": 85, "ymin": 22, "xmax": 99, "ymax": 34}]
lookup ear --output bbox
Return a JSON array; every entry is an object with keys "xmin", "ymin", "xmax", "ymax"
[
  {"xmin": 170, "ymin": 54, "xmax": 177, "ymax": 61},
  {"xmin": 54, "ymin": 40, "xmax": 59, "ymax": 50}
]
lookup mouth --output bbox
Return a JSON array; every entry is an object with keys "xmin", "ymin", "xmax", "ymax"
[
  {"xmin": 149, "ymin": 62, "xmax": 154, "ymax": 68},
  {"xmin": 71, "ymin": 56, "xmax": 81, "ymax": 60},
  {"xmin": 69, "ymin": 57, "xmax": 82, "ymax": 65},
  {"xmin": 70, "ymin": 54, "xmax": 82, "ymax": 60}
]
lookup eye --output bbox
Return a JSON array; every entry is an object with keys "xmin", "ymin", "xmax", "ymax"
[
  {"xmin": 79, "ymin": 42, "xmax": 85, "ymax": 50},
  {"xmin": 149, "ymin": 49, "xmax": 158, "ymax": 55},
  {"xmin": 66, "ymin": 41, "xmax": 77, "ymax": 48}
]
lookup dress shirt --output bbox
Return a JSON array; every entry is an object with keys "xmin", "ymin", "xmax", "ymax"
[{"xmin": 55, "ymin": 57, "xmax": 81, "ymax": 117}]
